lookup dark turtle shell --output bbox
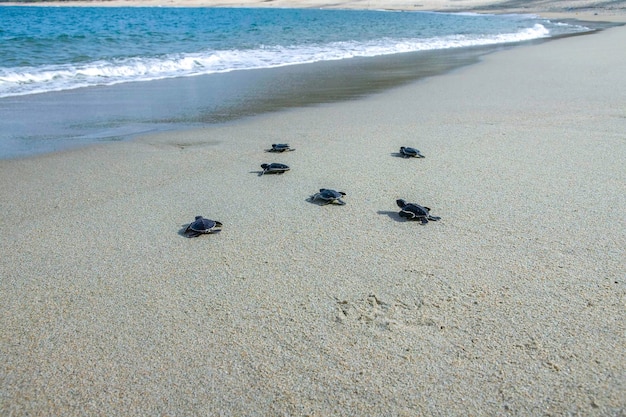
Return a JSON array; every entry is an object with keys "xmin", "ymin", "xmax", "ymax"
[
  {"xmin": 396, "ymin": 199, "xmax": 440, "ymax": 223},
  {"xmin": 261, "ymin": 163, "xmax": 290, "ymax": 174},
  {"xmin": 268, "ymin": 143, "xmax": 295, "ymax": 152},
  {"xmin": 185, "ymin": 216, "xmax": 222, "ymax": 237},
  {"xmin": 319, "ymin": 189, "xmax": 344, "ymax": 200},
  {"xmin": 314, "ymin": 189, "xmax": 346, "ymax": 205},
  {"xmin": 400, "ymin": 146, "xmax": 425, "ymax": 158}
]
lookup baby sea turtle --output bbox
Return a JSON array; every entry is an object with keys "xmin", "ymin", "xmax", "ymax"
[
  {"xmin": 396, "ymin": 199, "xmax": 440, "ymax": 223},
  {"xmin": 267, "ymin": 143, "xmax": 295, "ymax": 152},
  {"xmin": 400, "ymin": 146, "xmax": 425, "ymax": 158},
  {"xmin": 261, "ymin": 163, "xmax": 290, "ymax": 175},
  {"xmin": 184, "ymin": 216, "xmax": 222, "ymax": 237},
  {"xmin": 312, "ymin": 189, "xmax": 346, "ymax": 205}
]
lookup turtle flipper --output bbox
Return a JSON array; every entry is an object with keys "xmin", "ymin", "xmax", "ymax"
[
  {"xmin": 420, "ymin": 217, "xmax": 429, "ymax": 224},
  {"xmin": 335, "ymin": 199, "xmax": 346, "ymax": 205},
  {"xmin": 427, "ymin": 215, "xmax": 441, "ymax": 221}
]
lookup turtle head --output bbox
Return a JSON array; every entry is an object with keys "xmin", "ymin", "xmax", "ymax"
[
  {"xmin": 195, "ymin": 215, "xmax": 203, "ymax": 220},
  {"xmin": 396, "ymin": 199, "xmax": 407, "ymax": 208}
]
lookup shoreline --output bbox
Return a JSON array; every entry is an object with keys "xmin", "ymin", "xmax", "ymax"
[
  {"xmin": 0, "ymin": 8, "xmax": 620, "ymax": 161},
  {"xmin": 1, "ymin": 2, "xmax": 625, "ymax": 416},
  {"xmin": 0, "ymin": 40, "xmax": 556, "ymax": 160}
]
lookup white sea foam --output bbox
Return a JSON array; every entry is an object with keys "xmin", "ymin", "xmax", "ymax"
[{"xmin": 0, "ymin": 24, "xmax": 562, "ymax": 98}]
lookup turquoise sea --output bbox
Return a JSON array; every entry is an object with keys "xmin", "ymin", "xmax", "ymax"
[{"xmin": 0, "ymin": 6, "xmax": 597, "ymax": 158}]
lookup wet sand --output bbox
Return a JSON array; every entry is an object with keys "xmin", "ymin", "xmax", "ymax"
[{"xmin": 1, "ymin": 2, "xmax": 625, "ymax": 416}]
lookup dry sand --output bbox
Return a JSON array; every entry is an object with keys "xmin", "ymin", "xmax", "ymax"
[{"xmin": 1, "ymin": 1, "xmax": 625, "ymax": 416}]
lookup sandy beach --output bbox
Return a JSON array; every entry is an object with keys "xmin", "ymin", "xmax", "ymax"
[{"xmin": 1, "ymin": 1, "xmax": 625, "ymax": 416}]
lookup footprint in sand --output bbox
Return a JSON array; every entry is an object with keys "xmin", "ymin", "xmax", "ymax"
[{"xmin": 334, "ymin": 294, "xmax": 433, "ymax": 331}]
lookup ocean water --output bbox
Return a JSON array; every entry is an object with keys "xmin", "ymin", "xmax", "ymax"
[{"xmin": 0, "ymin": 6, "xmax": 594, "ymax": 158}]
